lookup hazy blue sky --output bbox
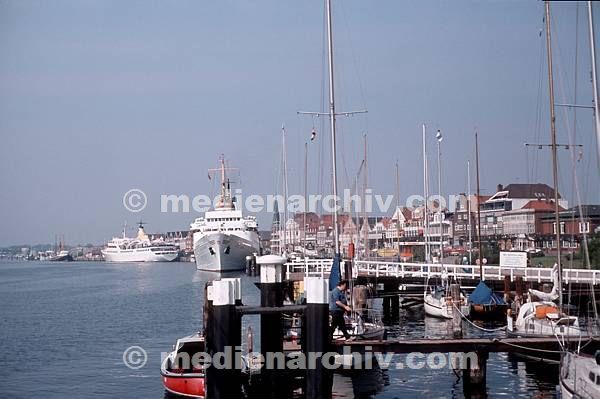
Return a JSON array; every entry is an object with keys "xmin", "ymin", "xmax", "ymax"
[{"xmin": 1, "ymin": 1, "xmax": 599, "ymax": 246}]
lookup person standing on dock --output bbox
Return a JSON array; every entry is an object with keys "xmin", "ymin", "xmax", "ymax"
[{"xmin": 329, "ymin": 279, "xmax": 352, "ymax": 340}]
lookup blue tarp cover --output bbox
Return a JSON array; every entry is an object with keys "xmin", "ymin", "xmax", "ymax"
[
  {"xmin": 469, "ymin": 281, "xmax": 506, "ymax": 305},
  {"xmin": 328, "ymin": 253, "xmax": 342, "ymax": 291}
]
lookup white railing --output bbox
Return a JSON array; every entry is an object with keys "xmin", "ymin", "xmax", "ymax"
[{"xmin": 284, "ymin": 258, "xmax": 600, "ymax": 285}]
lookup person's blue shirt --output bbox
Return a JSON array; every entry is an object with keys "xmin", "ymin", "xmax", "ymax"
[{"xmin": 329, "ymin": 287, "xmax": 347, "ymax": 312}]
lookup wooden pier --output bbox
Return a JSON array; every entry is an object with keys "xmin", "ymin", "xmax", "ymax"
[{"xmin": 201, "ymin": 256, "xmax": 600, "ymax": 398}]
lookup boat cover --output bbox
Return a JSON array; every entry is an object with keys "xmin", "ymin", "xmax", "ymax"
[{"xmin": 469, "ymin": 281, "xmax": 507, "ymax": 305}]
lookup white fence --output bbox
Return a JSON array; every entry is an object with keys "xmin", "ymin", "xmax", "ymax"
[{"xmin": 284, "ymin": 258, "xmax": 600, "ymax": 285}]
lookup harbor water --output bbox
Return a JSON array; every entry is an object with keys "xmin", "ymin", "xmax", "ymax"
[{"xmin": 0, "ymin": 261, "xmax": 559, "ymax": 398}]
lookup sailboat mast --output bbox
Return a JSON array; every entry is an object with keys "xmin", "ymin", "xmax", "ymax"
[
  {"xmin": 586, "ymin": 0, "xmax": 600, "ymax": 319},
  {"xmin": 545, "ymin": 1, "xmax": 563, "ymax": 308},
  {"xmin": 422, "ymin": 124, "xmax": 430, "ymax": 262},
  {"xmin": 303, "ymin": 142, "xmax": 308, "ymax": 257},
  {"xmin": 326, "ymin": 0, "xmax": 340, "ymax": 256},
  {"xmin": 282, "ymin": 126, "xmax": 289, "ymax": 253},
  {"xmin": 588, "ymin": 1, "xmax": 600, "ymax": 171},
  {"xmin": 436, "ymin": 130, "xmax": 443, "ymax": 268},
  {"xmin": 467, "ymin": 161, "xmax": 473, "ymax": 265},
  {"xmin": 363, "ymin": 134, "xmax": 368, "ymax": 258},
  {"xmin": 396, "ymin": 160, "xmax": 400, "ymax": 254},
  {"xmin": 475, "ymin": 131, "xmax": 483, "ymax": 279}
]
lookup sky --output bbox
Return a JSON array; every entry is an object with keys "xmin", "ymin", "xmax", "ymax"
[{"xmin": 1, "ymin": 0, "xmax": 599, "ymax": 246}]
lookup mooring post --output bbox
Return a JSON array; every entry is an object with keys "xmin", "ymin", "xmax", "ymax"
[
  {"xmin": 450, "ymin": 283, "xmax": 462, "ymax": 338},
  {"xmin": 503, "ymin": 275, "xmax": 511, "ymax": 303},
  {"xmin": 246, "ymin": 255, "xmax": 252, "ymax": 276},
  {"xmin": 382, "ymin": 281, "xmax": 397, "ymax": 321},
  {"xmin": 256, "ymin": 255, "xmax": 286, "ymax": 398},
  {"xmin": 205, "ymin": 279, "xmax": 242, "ymax": 399},
  {"xmin": 304, "ymin": 277, "xmax": 331, "ymax": 399},
  {"xmin": 463, "ymin": 350, "xmax": 488, "ymax": 398},
  {"xmin": 515, "ymin": 275, "xmax": 524, "ymax": 312}
]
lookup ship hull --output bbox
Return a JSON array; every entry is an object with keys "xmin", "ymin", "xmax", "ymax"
[
  {"xmin": 102, "ymin": 249, "xmax": 178, "ymax": 262},
  {"xmin": 193, "ymin": 232, "xmax": 259, "ymax": 272},
  {"xmin": 424, "ymin": 295, "xmax": 453, "ymax": 319},
  {"xmin": 48, "ymin": 254, "xmax": 73, "ymax": 262}
]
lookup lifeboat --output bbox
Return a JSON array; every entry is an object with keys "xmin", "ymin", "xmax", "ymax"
[{"xmin": 161, "ymin": 333, "xmax": 206, "ymax": 398}]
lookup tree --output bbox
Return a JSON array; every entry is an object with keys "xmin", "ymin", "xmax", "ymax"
[{"xmin": 587, "ymin": 233, "xmax": 600, "ymax": 270}]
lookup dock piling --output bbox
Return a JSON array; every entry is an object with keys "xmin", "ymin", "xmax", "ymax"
[
  {"xmin": 463, "ymin": 350, "xmax": 488, "ymax": 397},
  {"xmin": 206, "ymin": 279, "xmax": 242, "ymax": 399},
  {"xmin": 450, "ymin": 283, "xmax": 462, "ymax": 338},
  {"xmin": 256, "ymin": 255, "xmax": 286, "ymax": 398},
  {"xmin": 304, "ymin": 277, "xmax": 331, "ymax": 399}
]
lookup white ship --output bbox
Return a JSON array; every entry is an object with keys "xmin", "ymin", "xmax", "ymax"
[
  {"xmin": 102, "ymin": 222, "xmax": 179, "ymax": 262},
  {"xmin": 190, "ymin": 156, "xmax": 260, "ymax": 272}
]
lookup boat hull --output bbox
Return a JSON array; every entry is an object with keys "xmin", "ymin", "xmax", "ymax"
[
  {"xmin": 559, "ymin": 352, "xmax": 600, "ymax": 399},
  {"xmin": 48, "ymin": 254, "xmax": 73, "ymax": 262},
  {"xmin": 162, "ymin": 374, "xmax": 205, "ymax": 398},
  {"xmin": 193, "ymin": 232, "xmax": 259, "ymax": 272},
  {"xmin": 469, "ymin": 304, "xmax": 509, "ymax": 321},
  {"xmin": 102, "ymin": 249, "xmax": 178, "ymax": 262},
  {"xmin": 424, "ymin": 295, "xmax": 452, "ymax": 319}
]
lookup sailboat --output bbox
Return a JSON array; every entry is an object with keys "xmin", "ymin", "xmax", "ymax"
[
  {"xmin": 559, "ymin": 2, "xmax": 600, "ymax": 397},
  {"xmin": 422, "ymin": 127, "xmax": 468, "ymax": 319},
  {"xmin": 507, "ymin": 1, "xmax": 581, "ymax": 340},
  {"xmin": 312, "ymin": 0, "xmax": 384, "ymax": 340},
  {"xmin": 467, "ymin": 132, "xmax": 509, "ymax": 320}
]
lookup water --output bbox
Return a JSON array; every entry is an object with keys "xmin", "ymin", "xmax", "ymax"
[{"xmin": 0, "ymin": 261, "xmax": 559, "ymax": 398}]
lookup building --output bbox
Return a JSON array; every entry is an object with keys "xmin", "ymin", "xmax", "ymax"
[
  {"xmin": 539, "ymin": 205, "xmax": 600, "ymax": 251},
  {"xmin": 479, "ymin": 183, "xmax": 567, "ymax": 237}
]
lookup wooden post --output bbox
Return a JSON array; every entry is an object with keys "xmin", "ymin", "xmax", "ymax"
[
  {"xmin": 205, "ymin": 279, "xmax": 242, "ymax": 399},
  {"xmin": 463, "ymin": 350, "xmax": 488, "ymax": 398},
  {"xmin": 304, "ymin": 277, "xmax": 331, "ymax": 399},
  {"xmin": 503, "ymin": 275, "xmax": 511, "ymax": 303},
  {"xmin": 515, "ymin": 276, "xmax": 524, "ymax": 313},
  {"xmin": 256, "ymin": 255, "xmax": 286, "ymax": 398},
  {"xmin": 450, "ymin": 283, "xmax": 462, "ymax": 338}
]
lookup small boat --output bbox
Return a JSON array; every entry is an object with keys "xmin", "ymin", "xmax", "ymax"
[
  {"xmin": 48, "ymin": 250, "xmax": 73, "ymax": 262},
  {"xmin": 560, "ymin": 351, "xmax": 600, "ymax": 399},
  {"xmin": 332, "ymin": 312, "xmax": 385, "ymax": 341},
  {"xmin": 468, "ymin": 281, "xmax": 508, "ymax": 321},
  {"xmin": 161, "ymin": 333, "xmax": 206, "ymax": 398},
  {"xmin": 424, "ymin": 280, "xmax": 469, "ymax": 320},
  {"xmin": 424, "ymin": 286, "xmax": 453, "ymax": 319},
  {"xmin": 506, "ymin": 300, "xmax": 580, "ymax": 338},
  {"xmin": 507, "ymin": 264, "xmax": 580, "ymax": 339}
]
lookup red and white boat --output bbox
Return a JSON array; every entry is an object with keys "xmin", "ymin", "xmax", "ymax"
[{"xmin": 161, "ymin": 333, "xmax": 206, "ymax": 398}]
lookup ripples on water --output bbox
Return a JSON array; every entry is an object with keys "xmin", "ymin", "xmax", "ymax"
[{"xmin": 0, "ymin": 261, "xmax": 560, "ymax": 398}]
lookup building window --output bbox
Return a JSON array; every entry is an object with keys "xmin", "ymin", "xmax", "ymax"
[
  {"xmin": 553, "ymin": 222, "xmax": 566, "ymax": 234},
  {"xmin": 579, "ymin": 222, "xmax": 590, "ymax": 234}
]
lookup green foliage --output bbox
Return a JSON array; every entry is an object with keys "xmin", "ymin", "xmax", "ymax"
[{"xmin": 587, "ymin": 233, "xmax": 600, "ymax": 269}]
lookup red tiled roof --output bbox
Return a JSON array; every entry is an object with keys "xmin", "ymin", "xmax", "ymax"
[{"xmin": 521, "ymin": 200, "xmax": 564, "ymax": 212}]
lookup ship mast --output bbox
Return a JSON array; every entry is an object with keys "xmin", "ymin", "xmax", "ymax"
[
  {"xmin": 297, "ymin": 0, "xmax": 367, "ymax": 256},
  {"xmin": 325, "ymin": 0, "xmax": 340, "ymax": 256},
  {"xmin": 588, "ymin": 1, "xmax": 600, "ymax": 173},
  {"xmin": 475, "ymin": 131, "xmax": 483, "ymax": 279},
  {"xmin": 467, "ymin": 161, "xmax": 473, "ymax": 265},
  {"xmin": 281, "ymin": 125, "xmax": 289, "ymax": 254},
  {"xmin": 545, "ymin": 1, "xmax": 563, "ymax": 309},
  {"xmin": 422, "ymin": 124, "xmax": 430, "ymax": 262}
]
